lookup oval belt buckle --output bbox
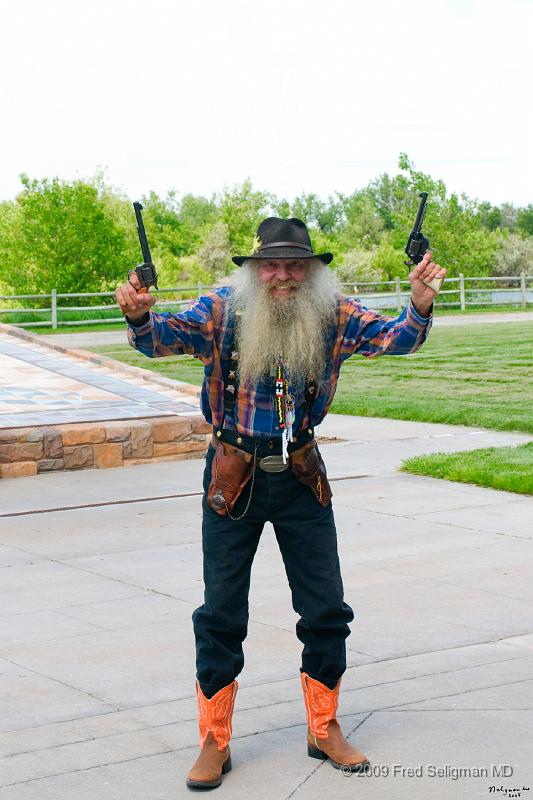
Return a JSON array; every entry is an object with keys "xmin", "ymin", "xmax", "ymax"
[{"xmin": 259, "ymin": 455, "xmax": 289, "ymax": 472}]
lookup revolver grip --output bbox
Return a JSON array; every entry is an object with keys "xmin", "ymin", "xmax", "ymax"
[{"xmin": 421, "ymin": 275, "xmax": 444, "ymax": 293}]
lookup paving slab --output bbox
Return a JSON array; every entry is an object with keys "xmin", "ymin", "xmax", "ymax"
[
  {"xmin": 0, "ymin": 460, "xmax": 206, "ymax": 514},
  {"xmin": 0, "ymin": 498, "xmax": 204, "ymax": 559},
  {"xmin": 415, "ymin": 500, "xmax": 533, "ymax": 539},
  {"xmin": 0, "ymin": 331, "xmax": 200, "ymax": 429}
]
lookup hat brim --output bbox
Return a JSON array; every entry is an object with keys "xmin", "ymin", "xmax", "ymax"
[{"xmin": 232, "ymin": 248, "xmax": 333, "ymax": 266}]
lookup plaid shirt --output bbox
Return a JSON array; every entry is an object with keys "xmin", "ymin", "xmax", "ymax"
[{"xmin": 127, "ymin": 287, "xmax": 433, "ymax": 439}]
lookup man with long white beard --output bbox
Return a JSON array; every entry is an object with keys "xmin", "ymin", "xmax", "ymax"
[{"xmin": 116, "ymin": 217, "xmax": 445, "ymax": 791}]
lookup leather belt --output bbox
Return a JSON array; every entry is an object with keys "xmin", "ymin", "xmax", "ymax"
[{"xmin": 210, "ymin": 433, "xmax": 313, "ymax": 472}]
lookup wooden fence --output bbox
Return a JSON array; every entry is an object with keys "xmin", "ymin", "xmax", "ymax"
[{"xmin": 0, "ymin": 274, "xmax": 531, "ymax": 328}]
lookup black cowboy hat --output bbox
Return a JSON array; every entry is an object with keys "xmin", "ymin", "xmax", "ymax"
[{"xmin": 232, "ymin": 217, "xmax": 333, "ymax": 266}]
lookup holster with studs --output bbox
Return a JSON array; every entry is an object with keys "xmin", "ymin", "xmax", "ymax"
[
  {"xmin": 207, "ymin": 438, "xmax": 254, "ymax": 517},
  {"xmin": 290, "ymin": 440, "xmax": 332, "ymax": 507}
]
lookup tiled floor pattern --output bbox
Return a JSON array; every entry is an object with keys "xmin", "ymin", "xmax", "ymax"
[{"xmin": 0, "ymin": 333, "xmax": 201, "ymax": 429}]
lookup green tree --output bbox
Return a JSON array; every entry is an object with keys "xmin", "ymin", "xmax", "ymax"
[
  {"xmin": 288, "ymin": 192, "xmax": 343, "ymax": 233},
  {"xmin": 517, "ymin": 205, "xmax": 533, "ymax": 237},
  {"xmin": 371, "ymin": 236, "xmax": 406, "ymax": 281},
  {"xmin": 272, "ymin": 197, "xmax": 291, "ymax": 218},
  {"xmin": 178, "ymin": 193, "xmax": 218, "ymax": 232},
  {"xmin": 476, "ymin": 201, "xmax": 502, "ymax": 231},
  {"xmin": 140, "ymin": 191, "xmax": 192, "ymax": 257},
  {"xmin": 383, "ymin": 156, "xmax": 500, "ymax": 277},
  {"xmin": 336, "ymin": 189, "xmax": 385, "ymax": 250},
  {"xmin": 217, "ymin": 179, "xmax": 275, "ymax": 254},
  {"xmin": 499, "ymin": 202, "xmax": 519, "ymax": 229},
  {"xmin": 1, "ymin": 158, "xmax": 526, "ymax": 303},
  {"xmin": 196, "ymin": 221, "xmax": 232, "ymax": 281},
  {"xmin": 0, "ymin": 200, "xmax": 19, "ymax": 294},
  {"xmin": 0, "ymin": 174, "xmax": 135, "ymax": 301}
]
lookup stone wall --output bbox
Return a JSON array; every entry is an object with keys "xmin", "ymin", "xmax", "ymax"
[{"xmin": 0, "ymin": 416, "xmax": 211, "ymax": 479}]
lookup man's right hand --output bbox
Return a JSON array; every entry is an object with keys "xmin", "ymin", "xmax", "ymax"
[{"xmin": 115, "ymin": 271, "xmax": 157, "ymax": 322}]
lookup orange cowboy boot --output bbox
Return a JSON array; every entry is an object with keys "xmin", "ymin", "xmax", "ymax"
[
  {"xmin": 186, "ymin": 679, "xmax": 238, "ymax": 790},
  {"xmin": 300, "ymin": 672, "xmax": 370, "ymax": 773}
]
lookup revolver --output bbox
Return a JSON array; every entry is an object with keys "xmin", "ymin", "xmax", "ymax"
[
  {"xmin": 404, "ymin": 192, "xmax": 443, "ymax": 294},
  {"xmin": 129, "ymin": 201, "xmax": 159, "ymax": 294}
]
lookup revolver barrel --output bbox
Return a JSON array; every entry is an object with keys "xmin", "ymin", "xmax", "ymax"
[
  {"xmin": 412, "ymin": 191, "xmax": 428, "ymax": 234},
  {"xmin": 132, "ymin": 202, "xmax": 158, "ymax": 291}
]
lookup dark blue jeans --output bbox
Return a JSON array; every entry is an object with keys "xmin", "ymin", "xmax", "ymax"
[{"xmin": 192, "ymin": 441, "xmax": 354, "ymax": 699}]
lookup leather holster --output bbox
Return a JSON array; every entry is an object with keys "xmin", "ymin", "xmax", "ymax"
[
  {"xmin": 290, "ymin": 440, "xmax": 333, "ymax": 507},
  {"xmin": 207, "ymin": 438, "xmax": 254, "ymax": 517}
]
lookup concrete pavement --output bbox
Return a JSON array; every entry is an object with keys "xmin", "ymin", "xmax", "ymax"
[{"xmin": 1, "ymin": 414, "xmax": 532, "ymax": 798}]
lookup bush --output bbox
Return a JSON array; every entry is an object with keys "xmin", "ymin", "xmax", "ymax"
[
  {"xmin": 492, "ymin": 233, "xmax": 533, "ymax": 285},
  {"xmin": 335, "ymin": 248, "xmax": 387, "ymax": 285}
]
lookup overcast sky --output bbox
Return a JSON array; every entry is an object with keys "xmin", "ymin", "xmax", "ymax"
[{"xmin": 1, "ymin": 0, "xmax": 531, "ymax": 209}]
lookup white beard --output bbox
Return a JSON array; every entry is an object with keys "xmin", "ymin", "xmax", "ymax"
[{"xmin": 219, "ymin": 259, "xmax": 340, "ymax": 391}]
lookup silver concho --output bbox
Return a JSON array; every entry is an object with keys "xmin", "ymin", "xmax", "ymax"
[{"xmin": 210, "ymin": 491, "xmax": 227, "ymax": 510}]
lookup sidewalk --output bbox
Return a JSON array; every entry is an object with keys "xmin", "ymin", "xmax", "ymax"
[{"xmin": 1, "ymin": 415, "xmax": 532, "ymax": 798}]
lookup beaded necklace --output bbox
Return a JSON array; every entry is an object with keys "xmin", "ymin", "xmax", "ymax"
[{"xmin": 275, "ymin": 357, "xmax": 295, "ymax": 463}]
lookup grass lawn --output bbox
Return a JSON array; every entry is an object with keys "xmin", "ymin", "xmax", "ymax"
[
  {"xmin": 330, "ymin": 320, "xmax": 533, "ymax": 434},
  {"xmin": 400, "ymin": 442, "xmax": 533, "ymax": 496},
  {"xmin": 87, "ymin": 319, "xmax": 533, "ymax": 434},
  {"xmin": 89, "ymin": 343, "xmax": 208, "ymax": 386}
]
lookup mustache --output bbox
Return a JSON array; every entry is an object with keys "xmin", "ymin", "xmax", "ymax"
[{"xmin": 267, "ymin": 280, "xmax": 300, "ymax": 289}]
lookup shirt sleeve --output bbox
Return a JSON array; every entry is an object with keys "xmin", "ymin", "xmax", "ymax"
[
  {"xmin": 126, "ymin": 293, "xmax": 217, "ymax": 364},
  {"xmin": 340, "ymin": 298, "xmax": 433, "ymax": 362}
]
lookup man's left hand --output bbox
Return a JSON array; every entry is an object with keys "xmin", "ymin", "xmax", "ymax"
[{"xmin": 409, "ymin": 251, "xmax": 447, "ymax": 317}]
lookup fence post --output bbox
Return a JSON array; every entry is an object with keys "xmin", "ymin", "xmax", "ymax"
[
  {"xmin": 520, "ymin": 272, "xmax": 526, "ymax": 308},
  {"xmin": 51, "ymin": 289, "xmax": 58, "ymax": 329},
  {"xmin": 459, "ymin": 273, "xmax": 465, "ymax": 311},
  {"xmin": 197, "ymin": 281, "xmax": 202, "ymax": 299},
  {"xmin": 394, "ymin": 276, "xmax": 401, "ymax": 312}
]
